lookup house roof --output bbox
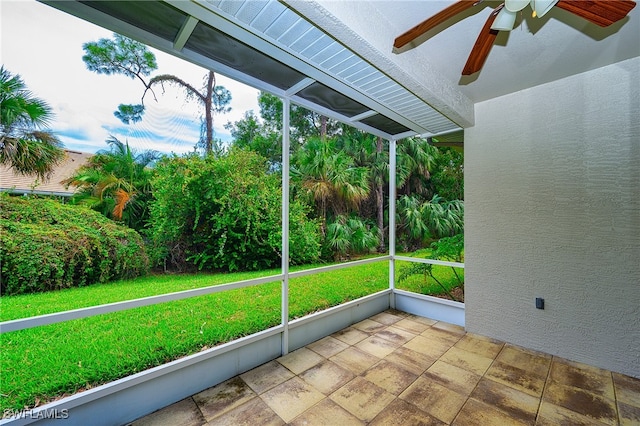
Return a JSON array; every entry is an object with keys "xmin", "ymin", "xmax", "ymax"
[
  {"xmin": 40, "ymin": 0, "xmax": 639, "ymax": 141},
  {"xmin": 0, "ymin": 150, "xmax": 92, "ymax": 197}
]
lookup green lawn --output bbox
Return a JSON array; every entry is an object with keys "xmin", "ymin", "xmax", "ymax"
[
  {"xmin": 395, "ymin": 260, "xmax": 465, "ymax": 301},
  {"xmin": 0, "ymin": 258, "xmax": 462, "ymax": 412}
]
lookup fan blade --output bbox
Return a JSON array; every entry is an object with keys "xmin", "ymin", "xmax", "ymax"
[
  {"xmin": 462, "ymin": 4, "xmax": 503, "ymax": 75},
  {"xmin": 556, "ymin": 0, "xmax": 636, "ymax": 27},
  {"xmin": 394, "ymin": 0, "xmax": 480, "ymax": 49}
]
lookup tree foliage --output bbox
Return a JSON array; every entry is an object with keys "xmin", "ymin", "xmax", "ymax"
[
  {"xmin": 0, "ymin": 194, "xmax": 148, "ymax": 295},
  {"xmin": 147, "ymin": 149, "xmax": 321, "ymax": 272},
  {"xmin": 228, "ymin": 97, "xmax": 464, "ymax": 256},
  {"xmin": 82, "ymin": 34, "xmax": 231, "ymax": 154},
  {"xmin": 63, "ymin": 136, "xmax": 160, "ymax": 231},
  {"xmin": 0, "ymin": 66, "xmax": 65, "ymax": 179}
]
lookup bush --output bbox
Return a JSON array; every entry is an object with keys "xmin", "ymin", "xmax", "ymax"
[
  {"xmin": 148, "ymin": 149, "xmax": 321, "ymax": 272},
  {"xmin": 0, "ymin": 194, "xmax": 148, "ymax": 295},
  {"xmin": 326, "ymin": 215, "xmax": 379, "ymax": 260}
]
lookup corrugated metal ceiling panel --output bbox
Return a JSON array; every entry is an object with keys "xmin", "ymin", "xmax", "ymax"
[{"xmin": 49, "ymin": 0, "xmax": 461, "ymax": 139}]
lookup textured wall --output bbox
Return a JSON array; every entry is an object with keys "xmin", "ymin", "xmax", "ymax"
[{"xmin": 465, "ymin": 57, "xmax": 640, "ymax": 378}]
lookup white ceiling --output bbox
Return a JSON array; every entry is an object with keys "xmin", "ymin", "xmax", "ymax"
[{"xmin": 301, "ymin": 0, "xmax": 640, "ymax": 106}]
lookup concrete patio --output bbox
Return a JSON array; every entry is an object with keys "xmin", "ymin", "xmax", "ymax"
[{"xmin": 130, "ymin": 310, "xmax": 640, "ymax": 425}]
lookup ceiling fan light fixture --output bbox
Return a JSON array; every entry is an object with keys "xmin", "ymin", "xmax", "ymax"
[
  {"xmin": 491, "ymin": 7, "xmax": 517, "ymax": 31},
  {"xmin": 505, "ymin": 0, "xmax": 531, "ymax": 12},
  {"xmin": 531, "ymin": 0, "xmax": 559, "ymax": 18}
]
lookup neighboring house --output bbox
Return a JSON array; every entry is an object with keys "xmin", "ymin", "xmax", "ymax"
[{"xmin": 0, "ymin": 149, "xmax": 92, "ymax": 197}]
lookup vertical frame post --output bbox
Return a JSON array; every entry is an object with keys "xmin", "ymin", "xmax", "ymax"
[
  {"xmin": 389, "ymin": 139, "xmax": 397, "ymax": 309},
  {"xmin": 281, "ymin": 98, "xmax": 291, "ymax": 355}
]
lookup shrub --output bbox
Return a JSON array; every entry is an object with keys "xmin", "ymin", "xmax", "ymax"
[
  {"xmin": 326, "ymin": 215, "xmax": 379, "ymax": 260},
  {"xmin": 0, "ymin": 194, "xmax": 148, "ymax": 295},
  {"xmin": 147, "ymin": 149, "xmax": 321, "ymax": 272},
  {"xmin": 398, "ymin": 234, "xmax": 464, "ymax": 301}
]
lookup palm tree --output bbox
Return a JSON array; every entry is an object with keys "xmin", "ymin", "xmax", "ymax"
[
  {"xmin": 0, "ymin": 66, "xmax": 64, "ymax": 179},
  {"xmin": 337, "ymin": 129, "xmax": 389, "ymax": 251},
  {"xmin": 396, "ymin": 137, "xmax": 437, "ymax": 197},
  {"xmin": 64, "ymin": 136, "xmax": 160, "ymax": 230},
  {"xmin": 292, "ymin": 136, "xmax": 370, "ymax": 236}
]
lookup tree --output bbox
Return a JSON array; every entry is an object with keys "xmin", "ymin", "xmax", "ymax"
[
  {"xmin": 225, "ymin": 110, "xmax": 282, "ymax": 168},
  {"xmin": 292, "ymin": 136, "xmax": 370, "ymax": 236},
  {"xmin": 0, "ymin": 66, "xmax": 64, "ymax": 179},
  {"xmin": 147, "ymin": 149, "xmax": 320, "ymax": 272},
  {"xmin": 63, "ymin": 136, "xmax": 160, "ymax": 231},
  {"xmin": 396, "ymin": 194, "xmax": 464, "ymax": 249},
  {"xmin": 431, "ymin": 146, "xmax": 464, "ymax": 201},
  {"xmin": 82, "ymin": 33, "xmax": 231, "ymax": 154},
  {"xmin": 337, "ymin": 128, "xmax": 388, "ymax": 252},
  {"xmin": 396, "ymin": 137, "xmax": 437, "ymax": 198}
]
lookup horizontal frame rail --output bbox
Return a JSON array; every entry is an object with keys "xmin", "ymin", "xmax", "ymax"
[
  {"xmin": 288, "ymin": 255, "xmax": 390, "ymax": 279},
  {"xmin": 0, "ymin": 256, "xmax": 391, "ymax": 334},
  {"xmin": 0, "ymin": 274, "xmax": 282, "ymax": 334},
  {"xmin": 394, "ymin": 255, "xmax": 464, "ymax": 269}
]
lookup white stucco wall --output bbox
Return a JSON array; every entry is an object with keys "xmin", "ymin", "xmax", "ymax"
[{"xmin": 465, "ymin": 57, "xmax": 640, "ymax": 378}]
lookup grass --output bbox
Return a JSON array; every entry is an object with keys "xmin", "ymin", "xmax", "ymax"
[
  {"xmin": 0, "ymin": 257, "xmax": 461, "ymax": 412},
  {"xmin": 0, "ymin": 261, "xmax": 387, "ymax": 411},
  {"xmin": 395, "ymin": 260, "xmax": 465, "ymax": 300}
]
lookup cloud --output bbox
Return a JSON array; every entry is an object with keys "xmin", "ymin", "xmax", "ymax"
[{"xmin": 1, "ymin": 0, "xmax": 261, "ymax": 155}]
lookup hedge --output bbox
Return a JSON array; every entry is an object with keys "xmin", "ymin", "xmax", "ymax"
[{"xmin": 0, "ymin": 194, "xmax": 148, "ymax": 295}]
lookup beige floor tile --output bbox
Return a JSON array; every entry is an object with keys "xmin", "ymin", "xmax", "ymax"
[
  {"xmin": 454, "ymin": 333, "xmax": 504, "ymax": 359},
  {"xmin": 240, "ymin": 360, "xmax": 295, "ymax": 394},
  {"xmin": 356, "ymin": 334, "xmax": 400, "ymax": 358},
  {"xmin": 470, "ymin": 378, "xmax": 539, "ymax": 425},
  {"xmin": 393, "ymin": 317, "xmax": 432, "ymax": 334},
  {"xmin": 399, "ymin": 376, "xmax": 468, "ymax": 424},
  {"xmin": 332, "ymin": 327, "xmax": 370, "ymax": 345},
  {"xmin": 193, "ymin": 376, "xmax": 256, "ymax": 421},
  {"xmin": 330, "ymin": 376, "xmax": 395, "ymax": 422},
  {"xmin": 439, "ymin": 346, "xmax": 494, "ymax": 376},
  {"xmin": 404, "ymin": 335, "xmax": 453, "ymax": 359},
  {"xmin": 537, "ymin": 400, "xmax": 606, "ymax": 426},
  {"xmin": 363, "ymin": 359, "xmax": 418, "ymax": 395},
  {"xmin": 131, "ymin": 398, "xmax": 205, "ymax": 426},
  {"xmin": 375, "ymin": 325, "xmax": 417, "ymax": 346},
  {"xmin": 424, "ymin": 360, "xmax": 482, "ymax": 396},
  {"xmin": 209, "ymin": 395, "xmax": 284, "ymax": 426},
  {"xmin": 452, "ymin": 398, "xmax": 529, "ymax": 426},
  {"xmin": 384, "ymin": 346, "xmax": 437, "ymax": 376},
  {"xmin": 549, "ymin": 357, "xmax": 615, "ymax": 400},
  {"xmin": 289, "ymin": 398, "xmax": 363, "ymax": 426},
  {"xmin": 330, "ymin": 346, "xmax": 380, "ymax": 375},
  {"xmin": 260, "ymin": 377, "xmax": 325, "ymax": 423},
  {"xmin": 432, "ymin": 321, "xmax": 466, "ymax": 335},
  {"xmin": 352, "ymin": 318, "xmax": 387, "ymax": 334},
  {"xmin": 370, "ymin": 311, "xmax": 404, "ymax": 325},
  {"xmin": 420, "ymin": 327, "xmax": 464, "ymax": 346},
  {"xmin": 130, "ymin": 315, "xmax": 634, "ymax": 426},
  {"xmin": 298, "ymin": 359, "xmax": 354, "ymax": 395},
  {"xmin": 495, "ymin": 344, "xmax": 551, "ymax": 379},
  {"xmin": 369, "ymin": 398, "xmax": 445, "ymax": 426},
  {"xmin": 485, "ymin": 361, "xmax": 546, "ymax": 397},
  {"xmin": 619, "ymin": 401, "xmax": 640, "ymax": 426},
  {"xmin": 613, "ymin": 372, "xmax": 640, "ymax": 408},
  {"xmin": 307, "ymin": 335, "xmax": 349, "ymax": 358},
  {"xmin": 276, "ymin": 347, "xmax": 324, "ymax": 375},
  {"xmin": 407, "ymin": 314, "xmax": 438, "ymax": 327},
  {"xmin": 543, "ymin": 381, "xmax": 617, "ymax": 426}
]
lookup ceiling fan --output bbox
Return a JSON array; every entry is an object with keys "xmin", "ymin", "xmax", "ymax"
[{"xmin": 394, "ymin": 0, "xmax": 637, "ymax": 76}]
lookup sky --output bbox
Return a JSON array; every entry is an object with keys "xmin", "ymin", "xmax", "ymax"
[{"xmin": 0, "ymin": 0, "xmax": 261, "ymax": 154}]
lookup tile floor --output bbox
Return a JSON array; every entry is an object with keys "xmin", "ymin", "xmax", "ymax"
[{"xmin": 130, "ymin": 310, "xmax": 640, "ymax": 425}]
